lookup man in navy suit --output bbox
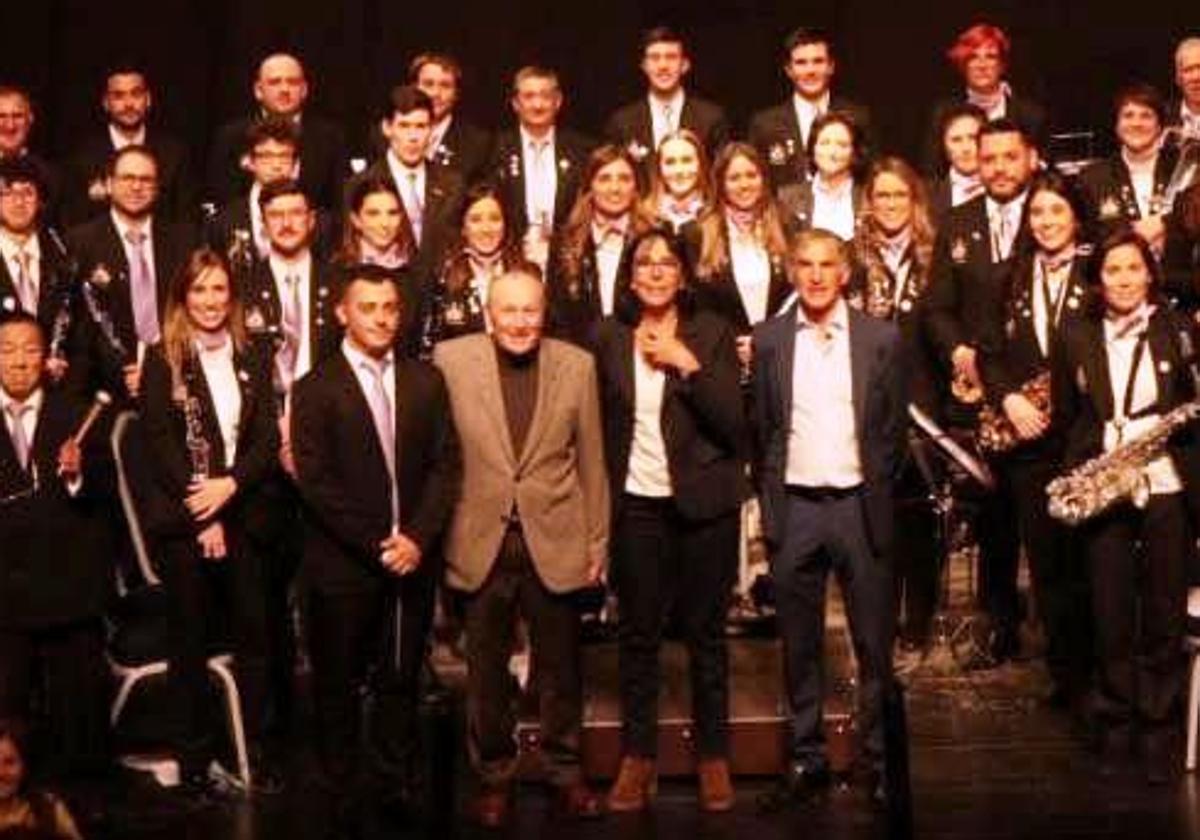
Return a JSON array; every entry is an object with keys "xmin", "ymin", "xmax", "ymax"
[{"xmin": 753, "ymin": 228, "xmax": 904, "ymax": 810}]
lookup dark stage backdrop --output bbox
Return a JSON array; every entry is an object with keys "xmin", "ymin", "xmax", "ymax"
[{"xmin": 0, "ymin": 1, "xmax": 1194, "ymax": 171}]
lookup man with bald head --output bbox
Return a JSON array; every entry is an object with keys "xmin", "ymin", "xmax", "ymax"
[
  {"xmin": 1172, "ymin": 37, "xmax": 1200, "ymax": 139},
  {"xmin": 0, "ymin": 86, "xmax": 62, "ymax": 224},
  {"xmin": 206, "ymin": 52, "xmax": 347, "ymax": 210},
  {"xmin": 434, "ymin": 269, "xmax": 608, "ymax": 828}
]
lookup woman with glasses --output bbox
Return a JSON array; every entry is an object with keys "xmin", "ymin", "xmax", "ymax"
[{"xmin": 594, "ymin": 229, "xmax": 746, "ymax": 813}]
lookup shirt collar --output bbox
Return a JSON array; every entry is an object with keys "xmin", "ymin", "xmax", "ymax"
[
  {"xmin": 269, "ymin": 249, "xmax": 311, "ymax": 280},
  {"xmin": 1103, "ymin": 302, "xmax": 1156, "ymax": 343},
  {"xmin": 108, "ymin": 123, "xmax": 146, "ymax": 150},
  {"xmin": 520, "ymin": 125, "xmax": 556, "ymax": 151},
  {"xmin": 813, "ymin": 174, "xmax": 853, "ymax": 199},
  {"xmin": 342, "ymin": 337, "xmax": 394, "ymax": 373},
  {"xmin": 985, "ymin": 190, "xmax": 1027, "ymax": 222},
  {"xmin": 648, "ymin": 88, "xmax": 685, "ymax": 115},
  {"xmin": 193, "ymin": 331, "xmax": 233, "ymax": 359},
  {"xmin": 592, "ymin": 214, "xmax": 630, "ymax": 244},
  {"xmin": 111, "ymin": 210, "xmax": 153, "ymax": 244},
  {"xmin": 0, "ymin": 230, "xmax": 38, "ymax": 262},
  {"xmin": 0, "ymin": 385, "xmax": 43, "ymax": 415},
  {"xmin": 793, "ymin": 91, "xmax": 831, "ymax": 118},
  {"xmin": 386, "ymin": 149, "xmax": 426, "ymax": 180},
  {"xmin": 796, "ymin": 297, "xmax": 849, "ymax": 332}
]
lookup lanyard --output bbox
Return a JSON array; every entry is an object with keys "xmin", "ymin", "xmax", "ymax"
[{"xmin": 1113, "ymin": 331, "xmax": 1150, "ymax": 440}]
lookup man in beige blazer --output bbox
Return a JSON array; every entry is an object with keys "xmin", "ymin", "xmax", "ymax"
[{"xmin": 433, "ymin": 269, "xmax": 608, "ymax": 828}]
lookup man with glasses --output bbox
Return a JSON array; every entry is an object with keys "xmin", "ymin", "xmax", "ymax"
[{"xmin": 0, "ymin": 85, "xmax": 63, "ymax": 225}]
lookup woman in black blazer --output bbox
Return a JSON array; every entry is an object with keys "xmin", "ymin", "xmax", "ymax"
[
  {"xmin": 1051, "ymin": 230, "xmax": 1200, "ymax": 783},
  {"xmin": 141, "ymin": 247, "xmax": 280, "ymax": 797},
  {"xmin": 979, "ymin": 170, "xmax": 1094, "ymax": 701},
  {"xmin": 594, "ymin": 229, "xmax": 747, "ymax": 813}
]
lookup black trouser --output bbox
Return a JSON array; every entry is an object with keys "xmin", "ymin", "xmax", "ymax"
[
  {"xmin": 894, "ymin": 454, "xmax": 939, "ymax": 646},
  {"xmin": 305, "ymin": 564, "xmax": 436, "ymax": 794},
  {"xmin": 462, "ymin": 524, "xmax": 582, "ymax": 790},
  {"xmin": 772, "ymin": 488, "xmax": 894, "ymax": 770},
  {"xmin": 612, "ymin": 494, "xmax": 738, "ymax": 759},
  {"xmin": 1085, "ymin": 494, "xmax": 1189, "ymax": 736},
  {"xmin": 160, "ymin": 530, "xmax": 268, "ymax": 778},
  {"xmin": 1004, "ymin": 454, "xmax": 1093, "ymax": 695},
  {"xmin": 0, "ymin": 619, "xmax": 108, "ymax": 779},
  {"xmin": 975, "ymin": 458, "xmax": 1023, "ymax": 639}
]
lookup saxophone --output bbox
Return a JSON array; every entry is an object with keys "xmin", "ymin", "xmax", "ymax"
[
  {"xmin": 976, "ymin": 370, "xmax": 1052, "ymax": 454},
  {"xmin": 1046, "ymin": 398, "xmax": 1200, "ymax": 525}
]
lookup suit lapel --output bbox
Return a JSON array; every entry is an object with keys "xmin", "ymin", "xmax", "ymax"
[
  {"xmin": 634, "ymin": 102, "xmax": 654, "ymax": 150},
  {"xmin": 773, "ymin": 312, "xmax": 797, "ymax": 429},
  {"xmin": 1084, "ymin": 319, "xmax": 1115, "ymax": 420},
  {"xmin": 393, "ymin": 358, "xmax": 410, "ymax": 483}
]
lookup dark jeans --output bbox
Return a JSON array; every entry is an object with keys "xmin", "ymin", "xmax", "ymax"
[
  {"xmin": 1004, "ymin": 454, "xmax": 1093, "ymax": 695},
  {"xmin": 160, "ymin": 532, "xmax": 268, "ymax": 778},
  {"xmin": 0, "ymin": 619, "xmax": 108, "ymax": 778},
  {"xmin": 772, "ymin": 490, "xmax": 894, "ymax": 769},
  {"xmin": 1085, "ymin": 494, "xmax": 1188, "ymax": 735},
  {"xmin": 305, "ymin": 564, "xmax": 436, "ymax": 792},
  {"xmin": 612, "ymin": 494, "xmax": 737, "ymax": 759},
  {"xmin": 462, "ymin": 524, "xmax": 582, "ymax": 790}
]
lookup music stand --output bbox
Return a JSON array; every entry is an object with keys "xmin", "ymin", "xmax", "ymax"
[{"xmin": 906, "ymin": 405, "xmax": 995, "ymax": 674}]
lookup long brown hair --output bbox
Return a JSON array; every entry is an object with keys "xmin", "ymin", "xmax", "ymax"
[
  {"xmin": 439, "ymin": 182, "xmax": 527, "ymax": 295},
  {"xmin": 161, "ymin": 248, "xmax": 247, "ymax": 392},
  {"xmin": 859, "ymin": 157, "xmax": 936, "ymax": 265},
  {"xmin": 695, "ymin": 142, "xmax": 788, "ymax": 280},
  {"xmin": 640, "ymin": 129, "xmax": 713, "ymax": 219},
  {"xmin": 555, "ymin": 144, "xmax": 656, "ymax": 281},
  {"xmin": 337, "ymin": 175, "xmax": 414, "ymax": 265}
]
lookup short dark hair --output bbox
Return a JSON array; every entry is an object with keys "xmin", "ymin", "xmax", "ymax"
[
  {"xmin": 409, "ymin": 52, "xmax": 463, "ymax": 84},
  {"xmin": 615, "ymin": 227, "xmax": 695, "ymax": 324},
  {"xmin": 382, "ymin": 85, "xmax": 433, "ymax": 123},
  {"xmin": 1112, "ymin": 82, "xmax": 1168, "ymax": 127},
  {"xmin": 0, "ymin": 157, "xmax": 43, "ymax": 197},
  {"xmin": 0, "ymin": 310, "xmax": 45, "ymax": 343},
  {"xmin": 641, "ymin": 26, "xmax": 687, "ymax": 56},
  {"xmin": 805, "ymin": 111, "xmax": 867, "ymax": 180},
  {"xmin": 337, "ymin": 263, "xmax": 400, "ymax": 303},
  {"xmin": 783, "ymin": 27, "xmax": 834, "ymax": 62},
  {"xmin": 257, "ymin": 178, "xmax": 309, "ymax": 213},
  {"xmin": 107, "ymin": 144, "xmax": 158, "ymax": 176},
  {"xmin": 244, "ymin": 115, "xmax": 300, "ymax": 154},
  {"xmin": 977, "ymin": 117, "xmax": 1033, "ymax": 148},
  {"xmin": 1018, "ymin": 169, "xmax": 1094, "ymax": 254},
  {"xmin": 1088, "ymin": 227, "xmax": 1164, "ymax": 302}
]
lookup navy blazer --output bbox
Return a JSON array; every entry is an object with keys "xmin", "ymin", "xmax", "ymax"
[{"xmin": 752, "ymin": 302, "xmax": 905, "ymax": 556}]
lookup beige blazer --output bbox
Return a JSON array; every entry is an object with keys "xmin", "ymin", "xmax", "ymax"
[{"xmin": 433, "ymin": 334, "xmax": 609, "ymax": 593}]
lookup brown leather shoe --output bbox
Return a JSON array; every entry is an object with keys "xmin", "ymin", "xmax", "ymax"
[
  {"xmin": 607, "ymin": 756, "xmax": 657, "ymax": 812},
  {"xmin": 557, "ymin": 782, "xmax": 605, "ymax": 819},
  {"xmin": 471, "ymin": 789, "xmax": 511, "ymax": 829},
  {"xmin": 698, "ymin": 758, "xmax": 735, "ymax": 812}
]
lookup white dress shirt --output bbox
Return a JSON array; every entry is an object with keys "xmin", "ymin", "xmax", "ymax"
[
  {"xmin": 1180, "ymin": 102, "xmax": 1200, "ymax": 140},
  {"xmin": 0, "ymin": 232, "xmax": 40, "ymax": 312},
  {"xmin": 520, "ymin": 126, "xmax": 558, "ymax": 230},
  {"xmin": 811, "ymin": 175, "xmax": 857, "ymax": 242},
  {"xmin": 1121, "ymin": 149, "xmax": 1159, "ymax": 217},
  {"xmin": 793, "ymin": 92, "xmax": 830, "ymax": 148},
  {"xmin": 949, "ymin": 168, "xmax": 983, "ymax": 207},
  {"xmin": 1102, "ymin": 313, "xmax": 1182, "ymax": 495},
  {"xmin": 343, "ymin": 339, "xmax": 396, "ymax": 419},
  {"xmin": 1, "ymin": 385, "xmax": 41, "ymax": 461},
  {"xmin": 985, "ymin": 192, "xmax": 1026, "ymax": 262},
  {"xmin": 386, "ymin": 152, "xmax": 427, "ymax": 234},
  {"xmin": 785, "ymin": 299, "xmax": 863, "ymax": 488},
  {"xmin": 269, "ymin": 250, "xmax": 314, "ymax": 382},
  {"xmin": 108, "ymin": 124, "xmax": 146, "ymax": 151},
  {"xmin": 592, "ymin": 221, "xmax": 627, "ymax": 316},
  {"xmin": 625, "ymin": 349, "xmax": 672, "ymax": 497},
  {"xmin": 194, "ymin": 334, "xmax": 242, "ymax": 468},
  {"xmin": 648, "ymin": 89, "xmax": 685, "ymax": 150},
  {"xmin": 427, "ymin": 114, "xmax": 452, "ymax": 161},
  {"xmin": 728, "ymin": 225, "xmax": 771, "ymax": 325}
]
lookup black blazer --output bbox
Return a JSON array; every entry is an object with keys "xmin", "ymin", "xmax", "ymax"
[
  {"xmin": 204, "ymin": 194, "xmax": 337, "ymax": 262},
  {"xmin": 489, "ymin": 127, "xmax": 594, "ymax": 234},
  {"xmin": 242, "ymin": 257, "xmax": 342, "ymax": 385},
  {"xmin": 140, "ymin": 342, "xmax": 278, "ymax": 539},
  {"xmin": 594, "ymin": 310, "xmax": 747, "ymax": 522},
  {"xmin": 291, "ymin": 352, "xmax": 462, "ymax": 593},
  {"xmin": 604, "ymin": 94, "xmax": 730, "ymax": 173},
  {"xmin": 0, "ymin": 387, "xmax": 112, "ymax": 628},
  {"xmin": 206, "ymin": 113, "xmax": 347, "ymax": 210},
  {"xmin": 2, "ymin": 152, "xmax": 63, "ymax": 226},
  {"xmin": 365, "ymin": 115, "xmax": 493, "ymax": 188},
  {"xmin": 924, "ymin": 92, "xmax": 1048, "ymax": 174},
  {"xmin": 546, "ymin": 233, "xmax": 636, "ymax": 348},
  {"xmin": 924, "ymin": 194, "xmax": 1029, "ymax": 369},
  {"xmin": 753, "ymin": 303, "xmax": 905, "ymax": 554},
  {"xmin": 347, "ymin": 159, "xmax": 465, "ymax": 278},
  {"xmin": 693, "ymin": 236, "xmax": 792, "ymax": 335},
  {"xmin": 64, "ymin": 127, "xmax": 195, "ymax": 225},
  {"xmin": 1051, "ymin": 304, "xmax": 1200, "ymax": 519},
  {"xmin": 1079, "ymin": 150, "xmax": 1177, "ymax": 240},
  {"xmin": 746, "ymin": 96, "xmax": 872, "ymax": 191}
]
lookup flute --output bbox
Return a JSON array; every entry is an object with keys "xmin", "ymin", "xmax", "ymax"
[{"xmin": 72, "ymin": 390, "xmax": 113, "ymax": 445}]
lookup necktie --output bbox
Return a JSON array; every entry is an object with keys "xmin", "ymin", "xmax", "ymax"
[
  {"xmin": 362, "ymin": 359, "xmax": 398, "ymax": 526},
  {"xmin": 14, "ymin": 248, "xmax": 34, "ymax": 314},
  {"xmin": 125, "ymin": 228, "xmax": 160, "ymax": 344},
  {"xmin": 530, "ymin": 142, "xmax": 552, "ymax": 222},
  {"xmin": 7, "ymin": 402, "xmax": 30, "ymax": 472},
  {"xmin": 404, "ymin": 172, "xmax": 424, "ymax": 246},
  {"xmin": 276, "ymin": 273, "xmax": 302, "ymax": 392},
  {"xmin": 994, "ymin": 206, "xmax": 1014, "ymax": 262}
]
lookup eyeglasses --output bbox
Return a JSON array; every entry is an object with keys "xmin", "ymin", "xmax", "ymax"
[{"xmin": 0, "ymin": 185, "xmax": 37, "ymax": 202}]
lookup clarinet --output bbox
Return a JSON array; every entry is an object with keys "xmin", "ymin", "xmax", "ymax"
[
  {"xmin": 181, "ymin": 364, "xmax": 212, "ymax": 482},
  {"xmin": 80, "ymin": 279, "xmax": 129, "ymax": 364},
  {"xmin": 43, "ymin": 227, "xmax": 78, "ymax": 363}
]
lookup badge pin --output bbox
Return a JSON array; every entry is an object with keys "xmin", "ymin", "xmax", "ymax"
[{"xmin": 950, "ymin": 238, "xmax": 968, "ymax": 263}]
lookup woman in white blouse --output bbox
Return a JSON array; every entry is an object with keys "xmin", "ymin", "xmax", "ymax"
[
  {"xmin": 1051, "ymin": 230, "xmax": 1200, "ymax": 784},
  {"xmin": 778, "ymin": 112, "xmax": 866, "ymax": 243},
  {"xmin": 141, "ymin": 247, "xmax": 280, "ymax": 798}
]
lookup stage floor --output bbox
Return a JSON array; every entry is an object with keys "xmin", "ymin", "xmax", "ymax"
[{"xmin": 74, "ymin": 643, "xmax": 1200, "ymax": 840}]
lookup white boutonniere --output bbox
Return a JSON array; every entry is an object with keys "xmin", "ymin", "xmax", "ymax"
[
  {"xmin": 237, "ymin": 368, "xmax": 251, "ymax": 384},
  {"xmin": 89, "ymin": 264, "xmax": 112, "ymax": 289},
  {"xmin": 767, "ymin": 143, "xmax": 788, "ymax": 166},
  {"xmin": 558, "ymin": 157, "xmax": 571, "ymax": 173},
  {"xmin": 508, "ymin": 153, "xmax": 521, "ymax": 178},
  {"xmin": 626, "ymin": 140, "xmax": 650, "ymax": 162},
  {"xmin": 2, "ymin": 296, "xmax": 15, "ymax": 312}
]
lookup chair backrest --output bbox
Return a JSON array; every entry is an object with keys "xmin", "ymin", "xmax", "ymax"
[{"xmin": 111, "ymin": 410, "xmax": 161, "ymax": 587}]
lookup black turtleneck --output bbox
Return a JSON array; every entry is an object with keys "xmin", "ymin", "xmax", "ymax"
[{"xmin": 495, "ymin": 342, "xmax": 540, "ymax": 456}]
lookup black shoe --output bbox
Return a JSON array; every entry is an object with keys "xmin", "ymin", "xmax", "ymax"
[{"xmin": 756, "ymin": 763, "xmax": 829, "ymax": 813}]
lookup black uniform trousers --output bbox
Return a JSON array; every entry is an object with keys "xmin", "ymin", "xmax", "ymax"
[{"xmin": 612, "ymin": 494, "xmax": 738, "ymax": 759}]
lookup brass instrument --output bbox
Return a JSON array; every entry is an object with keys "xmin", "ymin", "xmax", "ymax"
[
  {"xmin": 976, "ymin": 371, "xmax": 1051, "ymax": 454},
  {"xmin": 1046, "ymin": 398, "xmax": 1200, "ymax": 525}
]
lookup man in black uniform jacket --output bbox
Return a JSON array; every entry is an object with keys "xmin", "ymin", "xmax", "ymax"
[
  {"xmin": 63, "ymin": 65, "xmax": 195, "ymax": 226},
  {"xmin": 0, "ymin": 312, "xmax": 112, "ymax": 781},
  {"xmin": 924, "ymin": 118, "xmax": 1038, "ymax": 663},
  {"xmin": 0, "ymin": 86, "xmax": 63, "ymax": 226},
  {"xmin": 411, "ymin": 53, "xmax": 492, "ymax": 186},
  {"xmin": 747, "ymin": 28, "xmax": 871, "ymax": 192},
  {"xmin": 65, "ymin": 145, "xmax": 196, "ymax": 402},
  {"xmin": 291, "ymin": 265, "xmax": 461, "ymax": 820},
  {"xmin": 605, "ymin": 26, "xmax": 729, "ymax": 180},
  {"xmin": 206, "ymin": 53, "xmax": 347, "ymax": 212}
]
